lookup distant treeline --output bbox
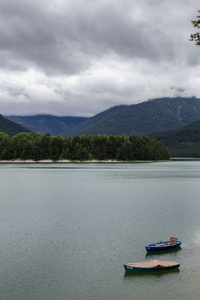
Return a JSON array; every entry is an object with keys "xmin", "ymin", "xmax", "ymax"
[{"xmin": 0, "ymin": 132, "xmax": 170, "ymax": 161}]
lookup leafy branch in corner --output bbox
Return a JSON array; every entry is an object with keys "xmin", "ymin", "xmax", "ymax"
[{"xmin": 190, "ymin": 9, "xmax": 200, "ymax": 45}]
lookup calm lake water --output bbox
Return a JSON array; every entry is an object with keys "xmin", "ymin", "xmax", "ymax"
[{"xmin": 0, "ymin": 160, "xmax": 200, "ymax": 299}]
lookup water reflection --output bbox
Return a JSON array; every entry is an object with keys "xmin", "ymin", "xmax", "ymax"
[
  {"xmin": 123, "ymin": 268, "xmax": 180, "ymax": 278},
  {"xmin": 145, "ymin": 247, "xmax": 182, "ymax": 257}
]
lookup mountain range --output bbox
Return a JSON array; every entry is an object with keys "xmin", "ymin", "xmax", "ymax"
[
  {"xmin": 5, "ymin": 115, "xmax": 88, "ymax": 136},
  {"xmin": 67, "ymin": 97, "xmax": 200, "ymax": 136},
  {"xmin": 5, "ymin": 97, "xmax": 200, "ymax": 137},
  {"xmin": 2, "ymin": 97, "xmax": 200, "ymax": 157}
]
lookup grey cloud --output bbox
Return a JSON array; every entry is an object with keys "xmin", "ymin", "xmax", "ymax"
[
  {"xmin": 0, "ymin": 0, "xmax": 185, "ymax": 76},
  {"xmin": 0, "ymin": 0, "xmax": 200, "ymax": 117},
  {"xmin": 0, "ymin": 0, "xmax": 85, "ymax": 74}
]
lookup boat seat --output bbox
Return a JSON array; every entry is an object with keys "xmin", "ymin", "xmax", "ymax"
[{"xmin": 169, "ymin": 237, "xmax": 178, "ymax": 244}]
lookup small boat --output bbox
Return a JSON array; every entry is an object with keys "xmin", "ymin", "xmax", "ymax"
[
  {"xmin": 124, "ymin": 259, "xmax": 180, "ymax": 272},
  {"xmin": 145, "ymin": 237, "xmax": 182, "ymax": 252}
]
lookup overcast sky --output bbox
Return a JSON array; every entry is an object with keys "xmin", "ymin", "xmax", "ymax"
[{"xmin": 0, "ymin": 0, "xmax": 200, "ymax": 117}]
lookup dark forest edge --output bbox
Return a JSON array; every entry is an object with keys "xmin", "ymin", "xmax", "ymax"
[{"xmin": 0, "ymin": 132, "xmax": 170, "ymax": 161}]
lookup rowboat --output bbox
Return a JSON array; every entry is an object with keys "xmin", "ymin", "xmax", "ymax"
[
  {"xmin": 124, "ymin": 259, "xmax": 180, "ymax": 272},
  {"xmin": 145, "ymin": 237, "xmax": 182, "ymax": 252}
]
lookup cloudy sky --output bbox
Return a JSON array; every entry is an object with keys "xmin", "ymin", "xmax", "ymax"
[{"xmin": 0, "ymin": 0, "xmax": 200, "ymax": 117}]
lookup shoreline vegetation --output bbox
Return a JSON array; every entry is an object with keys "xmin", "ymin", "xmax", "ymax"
[
  {"xmin": 0, "ymin": 158, "xmax": 197, "ymax": 163},
  {"xmin": 0, "ymin": 159, "xmax": 170, "ymax": 163},
  {"xmin": 0, "ymin": 132, "xmax": 171, "ymax": 161}
]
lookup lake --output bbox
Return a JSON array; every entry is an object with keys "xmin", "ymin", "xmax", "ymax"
[{"xmin": 0, "ymin": 160, "xmax": 200, "ymax": 299}]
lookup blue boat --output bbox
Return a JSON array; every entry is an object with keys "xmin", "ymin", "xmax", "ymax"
[
  {"xmin": 145, "ymin": 237, "xmax": 182, "ymax": 252},
  {"xmin": 124, "ymin": 259, "xmax": 180, "ymax": 272}
]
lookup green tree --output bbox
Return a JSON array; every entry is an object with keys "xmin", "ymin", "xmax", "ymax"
[
  {"xmin": 10, "ymin": 132, "xmax": 34, "ymax": 159},
  {"xmin": 117, "ymin": 142, "xmax": 130, "ymax": 160},
  {"xmin": 40, "ymin": 134, "xmax": 52, "ymax": 159},
  {"xmin": 51, "ymin": 136, "xmax": 64, "ymax": 160},
  {"xmin": 76, "ymin": 145, "xmax": 89, "ymax": 160},
  {"xmin": 190, "ymin": 10, "xmax": 200, "ymax": 45},
  {"xmin": 0, "ymin": 133, "xmax": 11, "ymax": 160}
]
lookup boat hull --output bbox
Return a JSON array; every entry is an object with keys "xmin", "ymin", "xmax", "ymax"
[
  {"xmin": 124, "ymin": 264, "xmax": 180, "ymax": 272},
  {"xmin": 145, "ymin": 241, "xmax": 182, "ymax": 252}
]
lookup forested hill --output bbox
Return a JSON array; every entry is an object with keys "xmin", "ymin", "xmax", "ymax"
[
  {"xmin": 0, "ymin": 114, "xmax": 30, "ymax": 136},
  {"xmin": 149, "ymin": 120, "xmax": 200, "ymax": 158},
  {"xmin": 6, "ymin": 115, "xmax": 88, "ymax": 136},
  {"xmin": 64, "ymin": 105, "xmax": 129, "ymax": 136},
  {"xmin": 68, "ymin": 97, "xmax": 200, "ymax": 136}
]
